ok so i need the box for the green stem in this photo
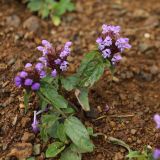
[37,91,67,118]
[24,90,30,114]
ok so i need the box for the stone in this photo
[131,129,137,135]
[21,132,35,142]
[6,15,21,28]
[33,144,41,155]
[12,115,18,126]
[114,152,124,160]
[21,117,31,128]
[139,43,152,53]
[8,143,32,159]
[150,65,159,75]
[140,71,152,81]
[144,16,159,28]
[133,9,149,20]
[23,16,40,33]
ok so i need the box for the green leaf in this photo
[51,15,61,26]
[81,62,105,87]
[87,127,94,136]
[60,148,81,160]
[40,83,68,109]
[46,142,65,158]
[57,124,68,143]
[64,116,94,152]
[26,157,35,160]
[62,107,75,114]
[40,5,50,18]
[42,114,59,126]
[77,51,105,87]
[126,151,146,159]
[75,88,90,111]
[69,143,90,154]
[40,114,59,141]
[54,0,75,16]
[109,137,131,152]
[48,120,60,139]
[77,51,98,74]
[41,75,54,84]
[27,0,42,11]
[61,75,78,91]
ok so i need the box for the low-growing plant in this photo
[109,137,154,160]
[14,24,131,159]
[25,0,75,25]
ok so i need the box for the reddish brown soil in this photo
[0,0,160,159]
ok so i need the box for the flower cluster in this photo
[14,40,72,91]
[96,24,131,65]
[37,40,72,77]
[14,63,46,91]
[153,114,160,159]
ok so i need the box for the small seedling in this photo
[25,0,75,25]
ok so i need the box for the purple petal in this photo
[24,78,33,86]
[25,63,32,68]
[102,49,111,58]
[19,71,28,78]
[60,61,68,71]
[37,46,44,52]
[35,63,44,71]
[154,114,160,129]
[51,69,57,78]
[14,76,22,87]
[111,54,122,64]
[153,149,160,159]
[32,111,39,133]
[39,70,46,78]
[31,83,40,91]
[54,58,61,65]
[65,41,72,47]
[103,36,112,46]
[96,37,103,44]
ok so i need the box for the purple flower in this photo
[102,24,121,35]
[39,70,46,78]
[19,71,28,78]
[60,41,72,58]
[104,104,110,112]
[54,58,61,65]
[154,114,160,129]
[42,40,52,48]
[65,41,72,47]
[96,37,103,44]
[60,61,68,71]
[51,69,57,77]
[102,49,111,58]
[31,83,40,91]
[35,63,44,71]
[153,149,160,159]
[32,111,39,133]
[96,37,105,50]
[25,63,32,68]
[37,40,52,56]
[24,78,33,86]
[103,36,112,46]
[115,38,131,52]
[39,57,47,66]
[111,54,122,64]
[14,76,22,87]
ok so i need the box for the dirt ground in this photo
[0,0,160,159]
